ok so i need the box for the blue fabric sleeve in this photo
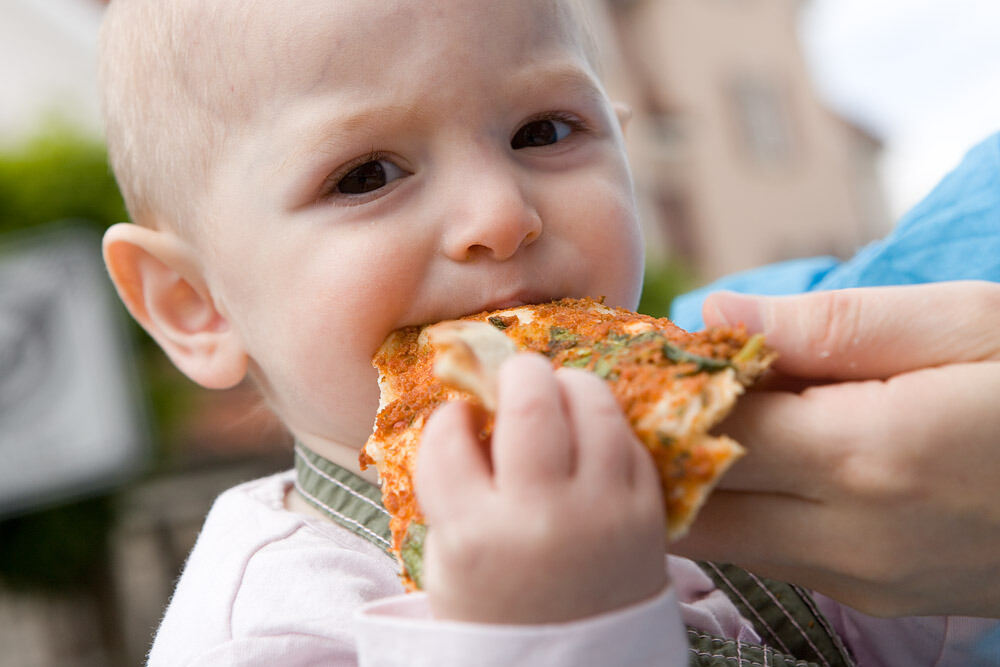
[669,257,840,331]
[669,132,1000,331]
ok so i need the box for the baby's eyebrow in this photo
[273,102,423,180]
[295,103,421,154]
[509,61,606,106]
[330,104,423,138]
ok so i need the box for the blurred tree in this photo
[637,257,698,319]
[0,124,127,235]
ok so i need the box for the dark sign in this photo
[0,224,148,517]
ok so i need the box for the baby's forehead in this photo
[183,0,592,113]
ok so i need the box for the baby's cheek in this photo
[574,195,643,306]
[278,349,382,444]
[247,304,380,442]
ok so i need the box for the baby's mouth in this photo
[469,291,558,317]
[401,287,571,331]
[475,297,529,312]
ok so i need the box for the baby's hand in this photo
[415,353,667,624]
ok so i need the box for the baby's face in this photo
[196,0,644,447]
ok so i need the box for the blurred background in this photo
[1,0,997,664]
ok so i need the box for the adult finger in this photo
[491,353,574,490]
[674,489,968,617]
[711,380,885,497]
[719,361,1000,501]
[673,491,908,612]
[416,401,492,522]
[673,490,830,567]
[703,281,1000,379]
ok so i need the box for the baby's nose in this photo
[441,167,542,262]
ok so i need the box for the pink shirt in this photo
[147,472,999,666]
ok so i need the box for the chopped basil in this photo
[401,522,427,590]
[554,328,734,379]
[547,326,581,356]
[656,433,676,449]
[733,333,765,364]
[606,330,630,344]
[593,338,627,358]
[661,341,732,373]
[549,326,580,344]
[593,356,617,379]
[624,330,662,346]
[488,315,510,330]
[561,351,593,368]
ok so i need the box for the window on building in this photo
[730,77,794,164]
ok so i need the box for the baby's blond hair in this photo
[99,0,261,231]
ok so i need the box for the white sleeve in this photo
[355,585,688,667]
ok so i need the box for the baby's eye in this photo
[336,159,406,195]
[511,118,575,149]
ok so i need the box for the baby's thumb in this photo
[703,281,1000,379]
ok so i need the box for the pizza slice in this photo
[360,297,774,589]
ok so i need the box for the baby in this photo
[97,0,989,666]
[101,0,687,663]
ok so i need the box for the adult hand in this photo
[416,354,667,624]
[673,281,1000,618]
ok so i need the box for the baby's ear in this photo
[612,102,633,133]
[102,223,248,389]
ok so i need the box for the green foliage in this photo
[637,257,698,319]
[0,124,127,235]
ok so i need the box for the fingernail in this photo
[705,292,764,333]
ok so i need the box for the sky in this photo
[799,0,1000,219]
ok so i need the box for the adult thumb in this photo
[702,281,1000,379]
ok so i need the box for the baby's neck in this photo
[294,431,379,485]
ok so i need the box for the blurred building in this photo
[587,0,889,279]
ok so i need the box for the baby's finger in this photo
[554,367,634,485]
[491,354,574,491]
[703,281,1000,379]
[416,401,492,522]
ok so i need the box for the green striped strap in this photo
[697,562,854,667]
[687,628,837,667]
[293,442,393,555]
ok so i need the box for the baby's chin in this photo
[290,418,375,455]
